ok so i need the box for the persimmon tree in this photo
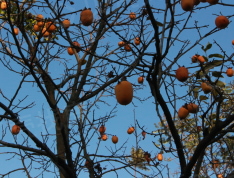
[0,0,234,178]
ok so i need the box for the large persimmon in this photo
[181,0,194,11]
[226,68,233,77]
[215,16,229,29]
[178,105,189,120]
[80,8,93,26]
[187,103,199,113]
[115,78,133,105]
[175,66,189,82]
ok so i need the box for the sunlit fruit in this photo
[62,19,70,28]
[115,79,133,105]
[101,134,108,141]
[178,105,189,120]
[112,135,118,144]
[207,0,219,4]
[99,125,106,134]
[138,76,144,84]
[42,28,50,37]
[197,55,205,63]
[46,21,56,33]
[175,66,189,82]
[129,12,136,20]
[157,153,163,161]
[217,174,224,178]
[118,41,125,47]
[14,28,19,35]
[127,127,135,134]
[201,82,212,94]
[134,37,141,45]
[36,14,44,21]
[67,47,74,55]
[1,1,7,10]
[226,68,233,77]
[11,125,20,135]
[215,16,229,29]
[181,0,194,11]
[80,8,93,26]
[187,103,199,113]
[232,40,234,45]
[124,44,132,52]
[33,24,41,32]
[37,21,44,27]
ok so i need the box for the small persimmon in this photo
[157,153,163,161]
[201,82,212,94]
[129,12,136,20]
[46,21,56,33]
[124,44,132,52]
[178,105,189,120]
[14,28,19,35]
[215,16,229,29]
[187,103,199,113]
[99,125,106,134]
[62,19,70,28]
[112,135,118,144]
[33,24,41,32]
[127,127,135,134]
[36,14,44,22]
[138,76,144,84]
[118,41,125,47]
[101,134,108,141]
[1,1,7,10]
[11,125,20,135]
[226,68,233,77]
[134,37,141,45]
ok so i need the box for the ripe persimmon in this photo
[215,16,229,29]
[62,19,70,28]
[197,55,205,63]
[14,28,19,35]
[1,1,7,10]
[181,0,194,11]
[46,21,56,33]
[178,105,189,120]
[33,24,41,32]
[175,66,189,82]
[129,12,136,20]
[226,68,233,77]
[201,82,212,94]
[232,40,234,45]
[115,79,133,105]
[36,14,44,22]
[99,125,106,134]
[112,135,118,144]
[138,76,144,84]
[157,153,163,161]
[101,134,108,141]
[118,41,125,47]
[134,37,141,45]
[124,44,132,52]
[11,125,20,135]
[187,103,199,113]
[127,127,135,134]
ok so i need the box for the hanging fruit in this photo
[178,105,189,120]
[80,8,93,26]
[187,103,199,113]
[115,77,133,105]
[226,68,233,77]
[175,66,189,82]
[112,135,118,144]
[201,82,212,94]
[129,12,136,20]
[215,16,229,29]
[127,127,135,134]
[101,134,108,141]
[134,37,141,45]
[181,0,194,11]
[62,19,70,28]
[157,153,163,161]
[138,76,144,84]
[99,125,106,134]
[11,125,20,135]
